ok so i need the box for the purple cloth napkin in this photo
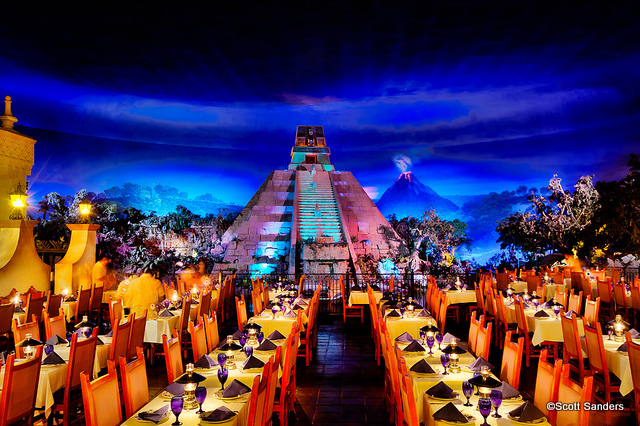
[433,402,467,422]
[194,354,218,368]
[137,405,169,423]
[256,339,277,351]
[42,352,65,365]
[221,379,251,397]
[496,380,521,399]
[164,382,184,396]
[268,330,286,340]
[14,306,24,313]
[629,328,640,339]
[201,406,236,421]
[509,401,546,422]
[534,310,550,317]
[45,334,68,345]
[158,309,173,317]
[403,341,425,352]
[426,381,455,399]
[243,355,265,370]
[105,330,113,337]
[468,357,495,372]
[410,359,436,374]
[395,332,413,343]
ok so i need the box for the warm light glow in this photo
[79,202,92,215]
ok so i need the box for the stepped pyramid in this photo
[215,126,407,276]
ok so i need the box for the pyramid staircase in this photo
[295,170,344,242]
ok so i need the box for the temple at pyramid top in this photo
[215,126,407,277]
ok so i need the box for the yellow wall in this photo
[55,224,100,293]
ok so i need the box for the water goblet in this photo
[170,396,183,426]
[473,372,480,395]
[478,397,492,426]
[419,329,426,345]
[435,332,444,350]
[217,366,229,391]
[462,381,473,406]
[607,324,614,340]
[490,389,503,418]
[217,352,227,367]
[245,345,254,358]
[239,333,247,347]
[257,331,264,344]
[399,306,406,319]
[195,386,206,414]
[533,299,540,310]
[440,353,450,375]
[553,304,560,320]
[272,305,278,319]
[426,336,435,355]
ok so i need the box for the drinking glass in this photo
[195,386,206,414]
[245,345,254,358]
[239,333,247,346]
[478,397,491,426]
[44,344,54,356]
[217,352,227,367]
[257,331,264,344]
[462,381,473,406]
[533,299,540,310]
[607,325,614,340]
[170,396,183,426]
[399,306,406,319]
[426,336,435,355]
[440,353,450,375]
[435,332,444,350]
[217,366,229,390]
[553,305,560,319]
[272,305,278,319]
[473,372,480,395]
[490,389,503,418]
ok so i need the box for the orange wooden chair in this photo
[533,349,562,425]
[298,293,318,366]
[263,351,281,426]
[571,271,585,294]
[630,287,640,327]
[0,347,43,426]
[189,318,208,362]
[0,302,14,352]
[467,311,485,357]
[340,276,363,323]
[80,360,122,426]
[584,295,601,327]
[401,374,419,426]
[89,283,104,324]
[127,309,147,361]
[535,283,547,301]
[560,312,590,384]
[163,329,183,383]
[611,267,621,283]
[197,290,212,318]
[24,293,45,325]
[500,331,524,389]
[202,313,220,353]
[495,272,510,291]
[246,359,271,426]
[555,365,594,426]
[514,298,558,366]
[74,288,92,323]
[613,281,629,316]
[252,289,263,316]
[554,287,568,309]
[236,295,248,329]
[108,297,124,330]
[12,317,40,358]
[526,275,541,294]
[119,347,150,418]
[44,308,67,340]
[567,289,583,314]
[494,291,517,349]
[45,291,63,319]
[272,326,299,426]
[597,278,614,319]
[475,321,492,361]
[110,313,134,362]
[625,332,640,425]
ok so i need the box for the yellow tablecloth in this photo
[384,315,432,341]
[252,314,297,338]
[348,291,382,306]
[445,290,477,305]
[144,316,181,344]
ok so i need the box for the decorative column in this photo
[55,224,101,294]
[0,220,51,295]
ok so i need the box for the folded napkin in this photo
[201,406,236,422]
[629,328,640,339]
[415,309,430,318]
[222,379,251,397]
[468,357,495,372]
[292,304,305,311]
[617,342,628,352]
[14,306,24,313]
[564,310,575,319]
[164,382,185,397]
[243,355,266,370]
[433,402,467,423]
[443,284,451,290]
[283,310,297,318]
[194,354,218,368]
[260,310,272,317]
[96,338,104,346]
[410,359,436,374]
[256,339,277,351]
[386,310,401,318]
[426,381,455,399]
[441,333,459,344]
[371,285,380,291]
[295,300,308,306]
[509,401,546,422]
[42,351,65,365]
[461,284,468,290]
[395,332,413,343]
[45,334,68,345]
[232,329,245,340]
[137,405,169,423]
[534,310,550,317]
[283,285,292,291]
[158,309,174,317]
[540,302,549,309]
[268,330,286,340]
[403,340,425,352]
[265,303,275,309]
[351,285,362,292]
[0,351,10,363]
[105,330,113,337]
[497,380,521,399]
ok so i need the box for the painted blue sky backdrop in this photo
[2,2,639,208]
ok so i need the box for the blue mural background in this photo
[2,2,639,262]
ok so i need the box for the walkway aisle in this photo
[292,319,392,426]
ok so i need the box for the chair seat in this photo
[593,371,622,387]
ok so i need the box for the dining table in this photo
[504,304,585,346]
[348,290,383,306]
[384,311,433,341]
[580,335,638,396]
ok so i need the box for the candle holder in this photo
[243,319,263,348]
[420,320,440,345]
[610,315,629,342]
[175,363,206,410]
[441,338,466,374]
[469,366,501,399]
[16,333,42,359]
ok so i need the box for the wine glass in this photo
[533,298,540,310]
[426,336,435,355]
[195,386,206,414]
[272,305,278,319]
[257,331,264,344]
[435,332,444,350]
[478,397,492,426]
[44,344,54,356]
[553,304,560,320]
[170,396,183,426]
[490,389,503,418]
[607,324,614,340]
[245,345,254,358]
[462,381,473,406]
[217,352,227,367]
[399,306,406,319]
[419,329,426,345]
[473,372,480,395]
[440,353,450,375]
[239,333,247,347]
[217,366,229,391]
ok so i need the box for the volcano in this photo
[376,171,459,218]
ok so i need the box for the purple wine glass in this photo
[473,372,480,395]
[426,335,435,355]
[462,381,473,406]
[399,306,405,318]
[217,366,229,390]
[239,334,246,346]
[490,389,502,418]
[440,353,450,375]
[478,397,491,426]
[553,304,560,320]
[245,345,254,358]
[272,305,278,319]
[217,352,227,367]
[257,331,264,344]
[435,332,444,350]
[195,386,206,414]
[170,396,183,426]
[419,329,426,345]
[44,344,54,356]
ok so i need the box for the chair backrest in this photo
[583,295,600,326]
[535,283,546,300]
[46,291,64,318]
[495,273,510,290]
[625,332,640,399]
[262,286,270,311]
[67,329,98,391]
[76,288,92,320]
[248,359,271,426]
[556,365,593,426]
[203,313,220,353]
[613,282,628,308]
[548,272,563,284]
[554,288,568,309]
[252,289,263,316]
[438,293,449,330]
[475,285,486,316]
[80,361,122,426]
[583,323,609,380]
[110,313,134,361]
[179,297,192,336]
[485,288,496,317]
[12,317,40,358]
[0,303,15,335]
[198,290,212,318]
[189,318,208,361]
[597,278,613,303]
[264,351,280,426]
[571,272,584,291]
[119,347,149,418]
[533,349,562,422]
[475,321,492,360]
[526,275,540,294]
[127,310,147,361]
[298,274,305,296]
[631,286,640,311]
[25,294,45,324]
[401,374,419,425]
[560,312,588,380]
[0,347,43,426]
[109,297,124,329]
[44,308,67,340]
[90,284,104,311]
[610,267,621,283]
[236,295,248,329]
[245,374,263,426]
[163,330,183,383]
[568,290,582,313]
[468,311,484,357]
[500,331,524,389]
